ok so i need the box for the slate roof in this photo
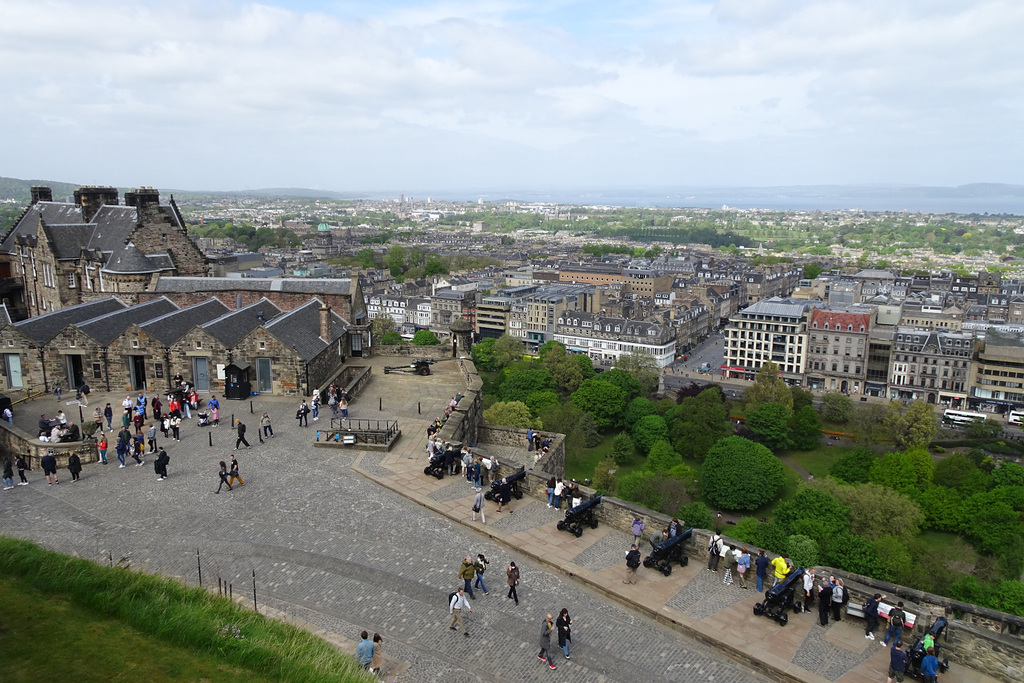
[40,223,92,259]
[737,297,819,319]
[264,298,349,362]
[201,298,282,348]
[14,297,127,344]
[0,202,83,254]
[151,277,354,294]
[76,298,179,345]
[0,303,11,327]
[84,205,138,252]
[139,298,231,346]
[102,242,166,274]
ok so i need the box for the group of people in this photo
[355,630,384,677]
[36,411,79,443]
[543,476,582,510]
[525,428,552,462]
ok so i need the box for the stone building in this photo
[889,326,974,407]
[554,312,675,367]
[804,305,873,394]
[0,186,207,320]
[722,297,816,384]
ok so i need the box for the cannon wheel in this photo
[679,556,689,567]
[753,602,764,616]
[778,613,789,626]
[433,471,444,480]
[574,527,583,538]
[423,466,432,475]
[642,556,654,568]
[556,520,566,531]
[484,492,496,502]
[590,519,599,529]
[661,565,672,576]
[513,490,524,500]
[418,367,430,376]
[793,602,802,614]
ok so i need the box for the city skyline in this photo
[2,0,1023,194]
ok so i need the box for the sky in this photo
[2,0,1023,195]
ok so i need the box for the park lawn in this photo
[0,576,271,683]
[782,444,853,478]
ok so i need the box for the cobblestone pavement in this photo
[1,361,768,683]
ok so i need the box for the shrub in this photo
[676,501,714,532]
[592,457,616,495]
[632,414,669,456]
[380,330,403,345]
[829,448,877,484]
[786,534,819,569]
[700,436,785,511]
[412,329,440,345]
[646,439,682,473]
[609,433,636,466]
[616,470,663,511]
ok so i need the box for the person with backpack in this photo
[883,601,907,647]
[473,554,489,595]
[831,577,846,622]
[448,587,471,636]
[864,593,885,640]
[707,532,723,572]
[623,543,642,584]
[631,517,645,544]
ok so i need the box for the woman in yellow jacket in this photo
[771,553,791,587]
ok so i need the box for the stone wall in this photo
[374,344,455,359]
[436,360,482,447]
[476,424,565,475]
[319,365,372,398]
[0,419,98,469]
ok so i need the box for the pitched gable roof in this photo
[14,297,127,344]
[139,298,231,346]
[76,298,179,345]
[264,298,349,361]
[201,298,282,348]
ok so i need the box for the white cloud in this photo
[0,0,1021,190]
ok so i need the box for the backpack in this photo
[448,591,458,608]
[891,610,904,628]
[708,535,721,554]
[626,550,641,569]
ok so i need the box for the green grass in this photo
[565,433,648,482]
[781,444,853,478]
[0,537,372,683]
[0,576,271,683]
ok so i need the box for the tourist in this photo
[40,449,58,485]
[147,423,158,453]
[340,396,349,418]
[506,561,520,605]
[737,547,751,589]
[296,400,310,427]
[228,454,245,487]
[472,488,486,525]
[369,633,384,676]
[458,556,477,599]
[473,554,490,595]
[97,434,108,464]
[556,608,572,660]
[103,403,114,431]
[171,414,181,441]
[2,458,14,490]
[155,449,170,481]
[448,587,472,637]
[208,395,220,426]
[235,420,250,449]
[16,455,29,485]
[624,543,641,584]
[215,461,232,493]
[538,614,556,669]
[260,412,274,439]
[356,631,373,670]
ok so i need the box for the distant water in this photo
[383,186,1024,215]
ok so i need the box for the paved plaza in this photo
[0,358,1001,683]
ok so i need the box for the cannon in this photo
[642,527,692,576]
[907,617,950,679]
[423,453,446,480]
[556,495,603,538]
[753,566,805,626]
[484,468,526,502]
[384,358,459,376]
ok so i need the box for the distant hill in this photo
[0,177,369,203]
[0,177,82,202]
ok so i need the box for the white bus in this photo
[942,409,988,426]
[1007,410,1024,426]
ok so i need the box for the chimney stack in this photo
[30,186,52,204]
[74,186,119,222]
[319,303,332,341]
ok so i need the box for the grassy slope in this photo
[0,577,272,683]
[0,537,372,683]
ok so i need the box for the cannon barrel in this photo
[565,494,603,517]
[764,566,805,601]
[652,527,693,553]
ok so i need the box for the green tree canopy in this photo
[386,245,407,276]
[787,534,820,569]
[483,401,537,429]
[380,330,403,345]
[823,532,882,577]
[790,387,814,413]
[646,439,683,473]
[499,368,556,403]
[493,334,526,369]
[614,350,659,396]
[524,390,561,417]
[968,418,1003,438]
[573,353,596,381]
[917,485,963,532]
[371,314,396,338]
[470,337,497,371]
[596,368,644,401]
[803,263,824,279]
[701,436,786,511]
[412,329,440,345]
[869,448,934,494]
[829,448,877,484]
[537,340,565,360]
[677,501,714,532]
[609,432,637,465]
[817,480,924,542]
[773,487,851,545]
[746,402,793,451]
[991,462,1024,488]
[632,414,670,456]
[881,400,939,450]
[667,388,734,461]
[570,378,628,429]
[789,405,823,450]
[820,392,853,424]
[933,452,990,495]
[960,491,1024,554]
[624,397,657,431]
[745,362,793,411]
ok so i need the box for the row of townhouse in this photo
[722,297,1024,415]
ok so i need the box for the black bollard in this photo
[379,397,382,411]
[231,414,234,428]
[196,548,202,588]
[209,432,213,447]
[418,402,421,414]
[250,400,253,414]
[252,569,258,613]
[78,405,84,423]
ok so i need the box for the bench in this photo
[848,600,917,628]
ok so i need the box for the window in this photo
[258,341,266,350]
[68,272,76,289]
[195,341,203,350]
[92,363,102,379]
[131,340,139,349]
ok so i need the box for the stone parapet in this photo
[0,419,98,469]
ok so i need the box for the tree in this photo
[669,388,734,461]
[817,480,924,541]
[537,340,565,360]
[787,535,820,569]
[386,245,407,276]
[380,330,403,345]
[524,390,561,417]
[746,402,793,451]
[412,329,440,345]
[483,401,537,429]
[632,414,670,456]
[614,350,659,396]
[424,257,448,275]
[371,314,396,339]
[849,403,888,445]
[872,535,914,582]
[470,338,497,371]
[789,405,823,450]
[408,246,424,267]
[596,369,643,402]
[492,334,525,368]
[570,379,628,429]
[960,491,1023,554]
[573,353,596,381]
[803,263,824,279]
[356,247,376,269]
[677,501,714,532]
[829,448,877,484]
[933,452,990,495]
[881,400,938,450]
[610,432,637,465]
[616,470,663,511]
[499,369,556,403]
[918,485,963,532]
[969,418,1003,438]
[745,362,793,411]
[701,436,786,511]
[624,397,657,431]
[869,448,934,494]
[593,457,616,494]
[820,392,853,424]
[774,487,851,545]
[790,387,814,412]
[646,439,682,472]
[991,462,1024,488]
[823,532,882,577]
